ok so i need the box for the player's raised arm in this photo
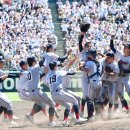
[78,23,90,52]
[110,35,117,53]
[67,54,78,68]
[78,33,85,52]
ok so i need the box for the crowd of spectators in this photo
[57,0,130,56]
[0,0,130,70]
[0,0,57,70]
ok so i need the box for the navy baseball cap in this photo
[49,61,57,70]
[0,58,5,62]
[123,43,130,49]
[46,44,53,51]
[19,60,27,67]
[27,56,36,63]
[106,52,114,58]
[88,49,97,58]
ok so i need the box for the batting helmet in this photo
[49,61,57,70]
[27,56,36,66]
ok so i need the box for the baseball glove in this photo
[80,23,90,33]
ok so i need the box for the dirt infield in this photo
[0,101,130,130]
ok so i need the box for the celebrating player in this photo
[26,56,59,126]
[110,36,130,112]
[46,61,87,126]
[0,58,19,125]
[17,60,48,124]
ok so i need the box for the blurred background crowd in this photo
[0,0,57,69]
[0,0,130,70]
[57,0,130,55]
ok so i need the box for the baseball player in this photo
[0,58,19,125]
[101,52,119,119]
[17,60,47,124]
[80,49,102,120]
[43,43,72,74]
[110,37,130,112]
[26,56,59,126]
[78,23,92,117]
[43,43,72,110]
[61,54,81,118]
[46,61,87,126]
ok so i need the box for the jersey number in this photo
[28,72,32,81]
[50,75,56,84]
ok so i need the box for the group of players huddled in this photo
[0,23,130,127]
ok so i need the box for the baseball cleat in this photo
[125,108,130,114]
[76,117,87,124]
[62,120,70,127]
[80,112,84,118]
[13,115,20,120]
[121,107,126,112]
[25,113,34,124]
[69,112,76,120]
[87,116,95,121]
[48,121,56,126]
[9,120,19,125]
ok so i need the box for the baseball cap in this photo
[106,52,114,58]
[122,43,130,49]
[19,60,27,67]
[27,56,36,66]
[46,44,53,51]
[0,58,5,62]
[49,61,57,70]
[88,49,97,58]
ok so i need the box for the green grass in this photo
[4,92,130,101]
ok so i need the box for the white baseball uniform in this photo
[17,70,32,101]
[62,67,81,105]
[80,50,89,99]
[85,60,102,101]
[43,52,59,68]
[46,70,78,110]
[27,65,55,108]
[101,58,119,104]
[0,69,12,111]
[115,50,130,100]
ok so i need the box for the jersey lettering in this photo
[28,72,32,81]
[50,75,56,84]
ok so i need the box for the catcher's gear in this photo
[105,66,113,72]
[80,23,90,33]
